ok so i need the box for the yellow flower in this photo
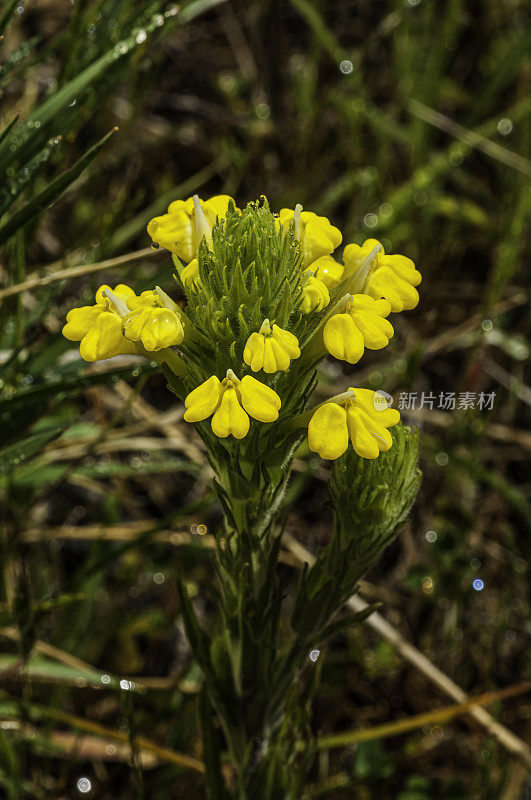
[323,294,394,364]
[308,388,400,460]
[147,194,236,262]
[243,320,300,373]
[300,275,330,314]
[181,258,200,288]
[123,307,184,351]
[62,283,138,361]
[123,285,184,351]
[343,239,422,312]
[278,204,342,266]
[309,255,344,289]
[183,370,281,439]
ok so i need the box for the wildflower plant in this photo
[63,195,422,798]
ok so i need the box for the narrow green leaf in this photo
[0,425,64,475]
[317,603,381,644]
[0,127,116,247]
[200,688,231,800]
[0,35,40,83]
[0,654,120,689]
[0,115,19,147]
[180,0,229,24]
[0,0,19,37]
[0,136,62,217]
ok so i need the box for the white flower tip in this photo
[293,203,303,238]
[155,285,178,311]
[193,195,212,242]
[103,288,129,317]
[259,318,271,334]
[225,368,239,383]
[339,293,352,309]
[327,388,356,406]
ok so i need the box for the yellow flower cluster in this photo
[62,283,183,361]
[62,195,422,459]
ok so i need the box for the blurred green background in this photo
[0,0,529,797]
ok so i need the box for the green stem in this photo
[139,345,186,376]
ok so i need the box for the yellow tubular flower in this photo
[278,205,342,267]
[309,255,344,289]
[62,283,138,362]
[300,275,330,314]
[147,194,237,262]
[343,239,422,313]
[243,320,300,374]
[183,370,281,438]
[323,294,394,364]
[308,388,400,460]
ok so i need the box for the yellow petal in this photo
[302,225,337,265]
[347,388,401,428]
[345,407,381,459]
[353,406,393,450]
[147,210,194,262]
[238,376,281,422]
[211,386,249,439]
[323,314,364,363]
[348,294,391,317]
[367,267,420,312]
[167,198,195,215]
[181,258,200,288]
[95,283,135,307]
[122,308,151,342]
[262,338,277,373]
[135,290,160,308]
[79,312,136,361]
[262,338,290,373]
[308,403,349,460]
[271,325,300,359]
[342,239,380,275]
[279,209,342,266]
[139,309,184,350]
[300,276,330,314]
[184,375,222,422]
[94,284,113,305]
[349,310,394,349]
[113,284,136,299]
[203,195,236,225]
[311,255,344,288]
[62,304,105,341]
[243,332,266,372]
[380,254,422,286]
[300,210,342,248]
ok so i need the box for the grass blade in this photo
[0,128,116,247]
